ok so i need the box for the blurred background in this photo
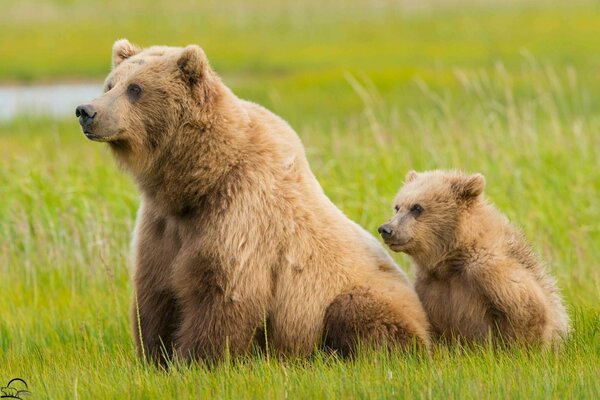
[2,0,599,121]
[1,1,599,397]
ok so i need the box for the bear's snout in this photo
[378,224,393,240]
[75,104,97,132]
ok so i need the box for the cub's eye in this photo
[410,204,424,215]
[394,205,400,213]
[105,83,113,92]
[127,83,142,101]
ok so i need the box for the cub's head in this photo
[378,170,485,258]
[75,39,217,173]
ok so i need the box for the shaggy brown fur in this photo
[76,39,430,364]
[379,170,569,345]
[324,286,427,356]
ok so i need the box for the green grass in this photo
[1,1,600,398]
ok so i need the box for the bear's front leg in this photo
[171,254,271,363]
[130,202,183,365]
[131,285,181,366]
[173,295,266,362]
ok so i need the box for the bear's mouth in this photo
[84,131,119,142]
[384,239,412,251]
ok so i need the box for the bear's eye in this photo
[105,83,113,92]
[394,205,400,213]
[410,204,424,215]
[127,83,142,101]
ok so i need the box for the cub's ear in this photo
[405,170,419,183]
[112,39,141,67]
[452,173,486,200]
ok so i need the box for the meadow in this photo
[1,0,599,398]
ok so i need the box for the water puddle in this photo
[0,83,103,121]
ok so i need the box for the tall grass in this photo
[2,0,600,397]
[1,55,599,397]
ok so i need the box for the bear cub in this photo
[379,170,569,345]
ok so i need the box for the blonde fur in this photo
[77,40,430,364]
[380,170,569,345]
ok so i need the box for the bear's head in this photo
[378,170,486,260]
[75,39,220,175]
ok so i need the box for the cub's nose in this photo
[75,104,97,128]
[378,224,393,239]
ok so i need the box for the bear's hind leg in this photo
[323,287,429,357]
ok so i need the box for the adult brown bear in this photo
[76,39,430,364]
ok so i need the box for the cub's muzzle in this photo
[378,224,393,240]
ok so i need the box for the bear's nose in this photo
[378,224,393,239]
[75,104,97,128]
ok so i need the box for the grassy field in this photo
[1,0,600,398]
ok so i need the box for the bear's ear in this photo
[452,173,486,200]
[177,45,210,87]
[177,45,215,102]
[405,170,419,183]
[112,39,141,67]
